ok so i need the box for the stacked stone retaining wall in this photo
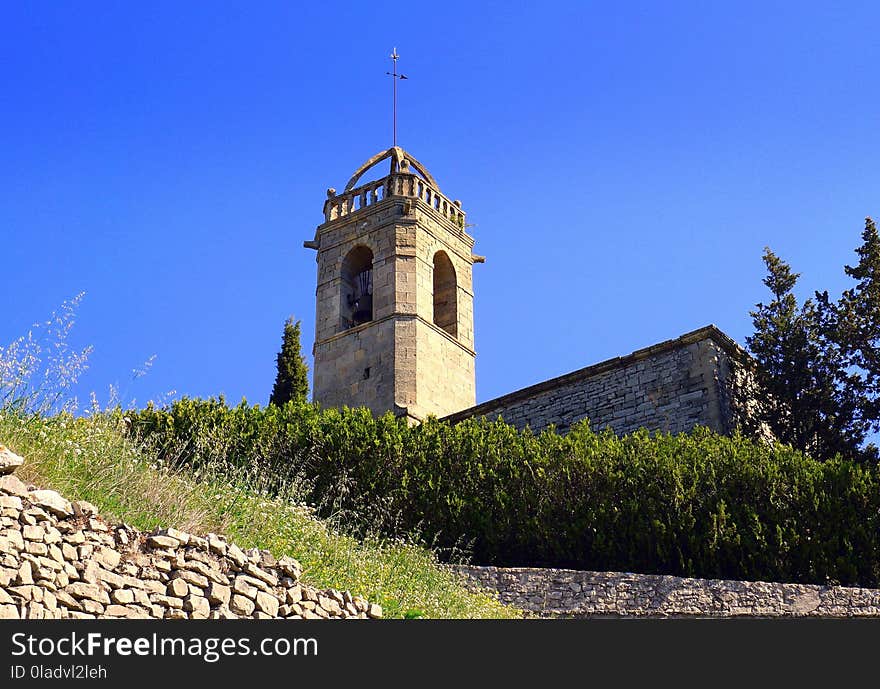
[455,565,880,618]
[0,445,382,620]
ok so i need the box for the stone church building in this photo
[304,147,755,437]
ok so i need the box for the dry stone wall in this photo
[0,445,382,621]
[455,565,880,618]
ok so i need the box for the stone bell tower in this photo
[304,147,482,422]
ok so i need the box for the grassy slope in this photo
[0,412,519,619]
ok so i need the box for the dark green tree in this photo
[269,316,309,407]
[746,248,869,461]
[838,217,880,434]
[747,249,811,450]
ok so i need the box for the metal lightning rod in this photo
[386,48,408,148]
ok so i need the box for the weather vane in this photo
[386,48,408,148]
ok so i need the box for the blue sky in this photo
[1,1,878,412]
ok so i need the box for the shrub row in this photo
[125,397,880,587]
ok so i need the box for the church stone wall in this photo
[412,319,476,420]
[312,201,401,344]
[312,318,397,415]
[446,326,745,436]
[311,201,403,418]
[413,208,476,352]
[404,214,477,420]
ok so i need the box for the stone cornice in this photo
[314,313,477,357]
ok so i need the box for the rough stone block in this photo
[0,495,22,511]
[110,589,135,605]
[230,594,255,617]
[147,534,180,550]
[183,595,210,619]
[255,591,279,616]
[0,446,24,475]
[232,577,259,600]
[28,490,73,518]
[166,578,189,598]
[206,582,231,606]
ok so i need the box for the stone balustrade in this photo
[323,173,465,229]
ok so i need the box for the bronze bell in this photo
[351,268,373,325]
[352,294,373,325]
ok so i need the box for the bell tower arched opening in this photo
[340,245,373,330]
[306,146,478,421]
[433,250,457,338]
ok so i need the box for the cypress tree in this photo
[747,248,813,451]
[837,217,880,452]
[747,244,873,461]
[269,316,309,406]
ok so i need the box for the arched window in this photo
[433,251,457,337]
[341,246,373,330]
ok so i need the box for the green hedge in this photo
[125,397,880,587]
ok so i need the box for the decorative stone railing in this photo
[323,173,465,229]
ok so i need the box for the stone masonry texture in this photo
[455,565,880,618]
[446,325,757,437]
[306,147,478,422]
[0,445,382,621]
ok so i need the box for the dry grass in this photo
[0,410,520,619]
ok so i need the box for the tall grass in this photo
[0,298,519,619]
[0,293,92,416]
